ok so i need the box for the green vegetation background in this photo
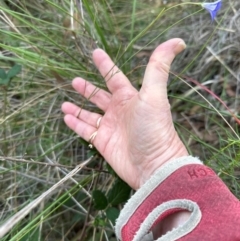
[0,0,240,240]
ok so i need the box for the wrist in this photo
[139,136,189,188]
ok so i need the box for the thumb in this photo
[140,38,186,99]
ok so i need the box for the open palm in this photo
[62,38,188,189]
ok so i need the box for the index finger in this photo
[92,49,134,93]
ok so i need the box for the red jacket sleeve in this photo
[115,156,240,241]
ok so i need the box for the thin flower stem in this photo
[165,2,202,13]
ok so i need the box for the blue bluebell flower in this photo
[202,0,222,21]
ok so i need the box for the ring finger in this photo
[62,102,102,128]
[64,114,97,144]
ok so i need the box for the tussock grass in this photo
[0,0,240,240]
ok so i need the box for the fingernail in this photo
[178,40,187,50]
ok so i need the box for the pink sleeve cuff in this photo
[115,156,240,241]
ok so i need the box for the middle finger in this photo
[72,77,111,112]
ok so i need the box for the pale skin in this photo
[62,38,190,237]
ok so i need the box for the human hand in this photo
[61,38,188,190]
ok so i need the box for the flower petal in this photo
[202,0,222,21]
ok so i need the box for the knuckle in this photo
[149,58,170,75]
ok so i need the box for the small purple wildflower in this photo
[202,0,222,21]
